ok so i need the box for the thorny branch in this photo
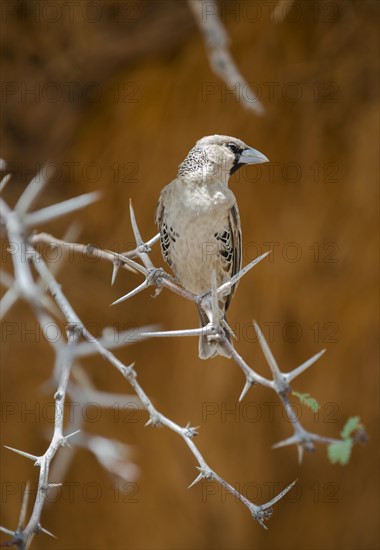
[31,203,342,464]
[4,325,80,547]
[0,177,141,548]
[0,170,358,548]
[188,0,265,115]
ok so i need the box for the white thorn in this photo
[111,280,148,305]
[188,473,203,489]
[261,479,298,510]
[4,445,40,463]
[286,349,326,382]
[15,167,48,214]
[64,429,81,443]
[111,262,120,286]
[17,482,30,530]
[253,321,281,377]
[239,379,253,402]
[24,191,101,228]
[38,524,57,539]
[129,199,143,246]
[271,435,299,449]
[0,173,11,193]
[0,526,15,536]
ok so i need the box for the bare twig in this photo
[27,244,295,531]
[188,0,265,114]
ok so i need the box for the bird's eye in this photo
[226,142,239,153]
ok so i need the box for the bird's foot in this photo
[146,267,168,297]
[137,243,152,254]
[196,291,212,312]
[204,322,224,344]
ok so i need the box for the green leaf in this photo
[327,439,353,465]
[340,416,361,440]
[292,391,320,412]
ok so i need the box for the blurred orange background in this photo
[1,1,378,549]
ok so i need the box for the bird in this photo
[155,135,269,359]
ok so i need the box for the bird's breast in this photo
[161,182,237,294]
[182,183,234,213]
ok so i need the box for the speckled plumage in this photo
[156,135,269,359]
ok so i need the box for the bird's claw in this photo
[205,322,224,344]
[196,291,212,311]
[147,267,166,287]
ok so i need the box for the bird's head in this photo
[178,134,269,185]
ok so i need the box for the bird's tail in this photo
[197,305,232,360]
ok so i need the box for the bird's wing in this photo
[155,189,173,268]
[215,203,242,310]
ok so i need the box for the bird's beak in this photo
[239,147,269,165]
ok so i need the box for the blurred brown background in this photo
[1,1,378,549]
